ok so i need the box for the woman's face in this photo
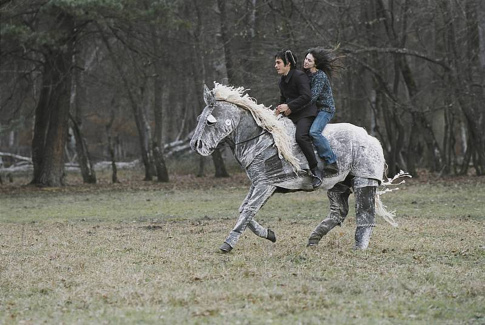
[303,53,316,70]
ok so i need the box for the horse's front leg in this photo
[220,184,276,252]
[238,185,277,243]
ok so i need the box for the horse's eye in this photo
[207,114,217,126]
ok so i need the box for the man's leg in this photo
[295,116,318,170]
[295,116,321,187]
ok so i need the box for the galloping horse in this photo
[191,83,401,253]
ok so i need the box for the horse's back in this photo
[324,123,370,140]
[323,123,385,183]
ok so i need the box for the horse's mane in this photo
[212,83,301,172]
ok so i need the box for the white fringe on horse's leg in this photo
[375,194,398,227]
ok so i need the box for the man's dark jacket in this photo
[278,69,318,122]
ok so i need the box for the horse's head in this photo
[190,85,242,156]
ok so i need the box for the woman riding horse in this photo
[191,84,399,253]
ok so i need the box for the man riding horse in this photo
[191,83,401,253]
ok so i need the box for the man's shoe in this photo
[323,162,338,175]
[310,168,322,188]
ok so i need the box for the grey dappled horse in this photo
[190,84,397,253]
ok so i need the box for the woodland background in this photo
[1,0,484,187]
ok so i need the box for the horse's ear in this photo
[203,84,215,106]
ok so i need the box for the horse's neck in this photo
[234,110,265,142]
[230,109,274,168]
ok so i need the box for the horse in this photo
[190,83,403,253]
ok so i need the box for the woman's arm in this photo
[310,71,325,105]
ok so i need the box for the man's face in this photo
[275,58,291,75]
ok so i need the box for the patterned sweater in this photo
[308,69,335,113]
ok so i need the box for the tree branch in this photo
[342,46,451,71]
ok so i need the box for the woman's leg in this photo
[309,110,336,164]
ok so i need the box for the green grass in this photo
[0,172,484,324]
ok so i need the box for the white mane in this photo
[212,83,301,172]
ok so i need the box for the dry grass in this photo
[0,171,484,324]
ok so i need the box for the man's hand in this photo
[275,104,290,116]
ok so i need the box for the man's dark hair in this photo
[275,49,297,69]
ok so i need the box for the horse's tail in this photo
[375,194,398,227]
[376,169,412,227]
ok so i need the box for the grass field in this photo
[0,171,484,324]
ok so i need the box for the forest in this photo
[1,0,484,186]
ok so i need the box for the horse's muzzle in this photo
[190,138,213,156]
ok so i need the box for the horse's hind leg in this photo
[220,184,276,252]
[307,182,351,246]
[354,186,376,250]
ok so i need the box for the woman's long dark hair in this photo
[305,47,344,78]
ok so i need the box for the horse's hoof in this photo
[306,239,319,247]
[266,229,276,243]
[219,242,233,253]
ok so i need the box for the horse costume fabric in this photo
[190,83,399,252]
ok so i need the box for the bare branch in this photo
[342,46,451,71]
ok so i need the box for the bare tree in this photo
[30,8,75,186]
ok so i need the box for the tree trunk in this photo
[106,109,119,183]
[151,28,169,182]
[152,142,169,182]
[70,115,96,183]
[217,0,235,84]
[197,156,206,177]
[479,0,485,70]
[193,0,230,178]
[440,0,485,175]
[69,48,96,184]
[138,98,156,181]
[100,29,154,180]
[108,136,119,184]
[212,148,230,178]
[31,11,74,187]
